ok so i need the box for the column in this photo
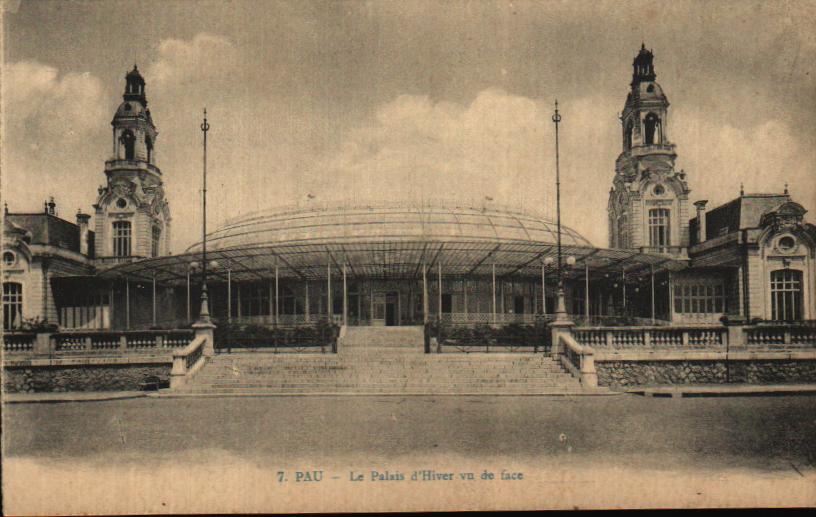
[437,261,442,324]
[186,271,191,324]
[275,265,280,327]
[422,263,428,323]
[305,281,310,323]
[650,265,656,324]
[585,263,590,321]
[227,268,232,323]
[152,274,157,327]
[327,262,332,323]
[268,278,274,326]
[342,263,348,327]
[492,263,497,325]
[125,277,130,330]
[463,277,468,322]
[622,269,626,311]
[542,262,547,316]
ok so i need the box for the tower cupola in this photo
[631,43,656,86]
[123,65,147,106]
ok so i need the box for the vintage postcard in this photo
[2,0,815,514]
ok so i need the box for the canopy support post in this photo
[650,265,656,324]
[227,268,232,323]
[422,263,428,324]
[275,265,279,327]
[327,262,332,324]
[492,263,497,326]
[152,274,157,327]
[305,281,310,324]
[125,277,130,330]
[437,261,442,325]
[585,262,590,322]
[342,263,348,327]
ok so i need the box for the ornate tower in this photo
[608,45,689,256]
[94,66,171,259]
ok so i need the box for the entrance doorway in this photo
[385,292,399,326]
[372,291,401,326]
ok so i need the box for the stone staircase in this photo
[171,326,591,396]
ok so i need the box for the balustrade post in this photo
[784,330,792,345]
[605,330,613,348]
[84,336,93,351]
[34,333,53,355]
[723,317,746,349]
[156,335,164,348]
[580,347,598,388]
[681,330,689,347]
[643,330,651,348]
[119,334,128,352]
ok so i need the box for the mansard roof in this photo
[5,213,94,256]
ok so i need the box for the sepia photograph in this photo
[1,0,815,513]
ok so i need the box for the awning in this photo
[96,240,689,286]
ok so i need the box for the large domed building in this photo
[3,47,815,336]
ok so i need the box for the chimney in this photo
[76,211,91,256]
[694,200,708,243]
[46,196,57,216]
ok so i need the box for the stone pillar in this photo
[76,212,91,256]
[694,200,708,243]
[192,319,216,357]
[550,319,575,358]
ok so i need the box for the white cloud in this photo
[2,61,106,217]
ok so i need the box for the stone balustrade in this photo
[572,325,727,350]
[2,329,195,356]
[745,325,816,347]
[556,331,597,388]
[170,334,208,388]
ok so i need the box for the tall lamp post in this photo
[193,109,216,356]
[552,100,569,321]
[198,109,212,323]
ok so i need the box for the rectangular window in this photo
[649,208,670,248]
[234,284,270,317]
[771,270,803,321]
[59,292,110,329]
[3,282,23,330]
[673,282,725,314]
[112,221,131,257]
[151,226,161,258]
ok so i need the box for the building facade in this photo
[2,48,815,335]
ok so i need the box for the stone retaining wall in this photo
[3,364,171,393]
[596,359,816,388]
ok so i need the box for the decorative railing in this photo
[2,332,37,353]
[572,326,726,350]
[431,323,551,353]
[51,329,195,354]
[214,324,339,354]
[745,324,816,348]
[438,313,545,325]
[105,159,161,176]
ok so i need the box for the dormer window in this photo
[116,198,128,209]
[646,84,655,93]
[653,184,665,196]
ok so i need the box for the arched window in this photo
[644,113,661,145]
[625,120,634,150]
[120,130,136,160]
[112,221,131,257]
[770,270,803,321]
[3,282,23,330]
[617,213,628,248]
[145,135,153,163]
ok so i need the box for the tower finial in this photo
[740,183,745,196]
[784,182,789,195]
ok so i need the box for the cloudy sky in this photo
[3,0,814,251]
